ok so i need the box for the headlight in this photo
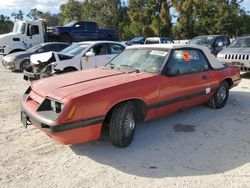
[50,100,64,113]
[4,56,16,62]
[217,53,225,58]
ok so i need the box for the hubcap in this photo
[124,111,135,137]
[217,86,227,104]
[22,61,30,70]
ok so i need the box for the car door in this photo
[157,48,213,118]
[26,24,42,47]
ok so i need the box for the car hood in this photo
[0,33,20,44]
[31,68,155,101]
[220,47,250,54]
[6,51,32,59]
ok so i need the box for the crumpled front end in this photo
[23,52,57,81]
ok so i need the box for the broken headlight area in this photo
[37,98,65,120]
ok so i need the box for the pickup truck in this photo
[47,21,119,43]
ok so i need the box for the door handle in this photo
[202,75,208,80]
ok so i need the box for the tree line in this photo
[1,0,250,40]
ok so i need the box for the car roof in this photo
[193,35,226,38]
[41,42,69,46]
[145,37,172,40]
[127,44,225,69]
[75,41,125,46]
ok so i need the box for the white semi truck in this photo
[0,20,47,56]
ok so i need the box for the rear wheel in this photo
[20,59,30,71]
[109,101,136,148]
[208,81,229,109]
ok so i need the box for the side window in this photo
[223,37,230,45]
[92,44,108,56]
[84,22,97,30]
[162,38,173,44]
[32,25,39,35]
[214,37,224,46]
[167,49,209,75]
[109,44,125,54]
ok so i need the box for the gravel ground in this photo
[0,56,250,188]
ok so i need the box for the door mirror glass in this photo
[85,51,95,57]
[75,24,80,28]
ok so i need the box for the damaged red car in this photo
[21,44,241,147]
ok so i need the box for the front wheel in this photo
[208,81,229,109]
[109,102,136,148]
[20,59,30,71]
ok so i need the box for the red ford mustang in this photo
[21,44,241,147]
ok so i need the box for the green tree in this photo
[27,9,60,26]
[11,10,24,21]
[0,15,13,34]
[128,0,172,37]
[59,0,83,24]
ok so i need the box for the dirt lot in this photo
[0,56,250,188]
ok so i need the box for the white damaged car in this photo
[23,41,125,81]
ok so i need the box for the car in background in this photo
[23,41,126,81]
[21,44,241,147]
[217,36,250,72]
[48,20,119,42]
[144,37,174,44]
[2,42,70,71]
[189,35,230,56]
[125,36,145,46]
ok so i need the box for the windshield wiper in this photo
[119,65,140,73]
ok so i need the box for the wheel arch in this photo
[222,78,233,89]
[9,49,24,54]
[103,98,147,126]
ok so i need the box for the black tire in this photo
[20,59,30,71]
[208,81,229,109]
[61,34,72,43]
[109,101,136,148]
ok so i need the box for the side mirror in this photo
[85,51,95,57]
[75,24,80,28]
[37,48,44,53]
[165,68,180,76]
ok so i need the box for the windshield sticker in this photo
[150,51,168,57]
[182,52,191,62]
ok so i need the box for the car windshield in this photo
[131,36,144,42]
[189,36,215,46]
[12,22,26,34]
[229,38,250,48]
[26,44,42,52]
[60,43,90,56]
[64,21,77,27]
[106,49,168,74]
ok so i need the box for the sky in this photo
[0,0,250,19]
